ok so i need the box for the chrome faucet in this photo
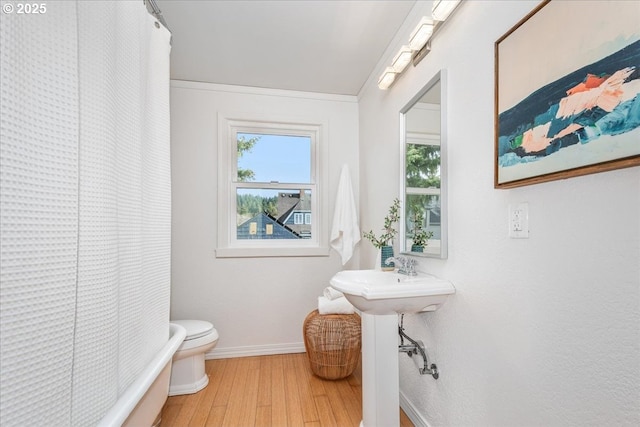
[385,256,405,270]
[404,257,417,276]
[385,256,417,276]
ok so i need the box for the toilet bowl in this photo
[168,320,219,396]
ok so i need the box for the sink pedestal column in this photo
[360,312,399,427]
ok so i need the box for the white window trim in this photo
[216,113,329,258]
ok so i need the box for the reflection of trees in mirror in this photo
[406,144,440,188]
[237,135,260,182]
[406,195,437,225]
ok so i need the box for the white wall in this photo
[170,81,360,357]
[359,1,640,426]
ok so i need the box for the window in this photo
[217,116,328,257]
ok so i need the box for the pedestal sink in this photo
[330,269,455,427]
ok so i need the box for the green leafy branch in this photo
[410,209,433,246]
[237,135,260,182]
[363,198,401,249]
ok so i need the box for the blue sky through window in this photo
[238,133,311,183]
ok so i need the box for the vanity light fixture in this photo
[408,17,435,52]
[378,46,411,90]
[432,0,462,22]
[378,66,397,90]
[391,45,413,73]
[377,0,463,90]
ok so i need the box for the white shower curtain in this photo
[0,2,171,426]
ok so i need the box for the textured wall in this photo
[359,1,640,426]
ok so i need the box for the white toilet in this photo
[168,320,219,396]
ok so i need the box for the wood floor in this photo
[161,353,414,427]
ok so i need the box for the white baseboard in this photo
[205,342,306,359]
[400,390,430,427]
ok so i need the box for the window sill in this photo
[215,246,330,258]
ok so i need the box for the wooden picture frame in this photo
[494,0,640,189]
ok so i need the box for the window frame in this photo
[216,114,329,258]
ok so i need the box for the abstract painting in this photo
[495,0,640,188]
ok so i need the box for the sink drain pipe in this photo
[398,314,439,379]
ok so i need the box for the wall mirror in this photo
[400,70,447,259]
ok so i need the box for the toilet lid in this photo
[172,320,214,341]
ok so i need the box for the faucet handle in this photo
[405,258,417,275]
[385,256,405,267]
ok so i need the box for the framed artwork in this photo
[495,0,640,188]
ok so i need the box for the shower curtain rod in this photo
[145,0,171,33]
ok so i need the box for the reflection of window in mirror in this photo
[401,71,447,259]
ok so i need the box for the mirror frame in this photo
[399,70,448,259]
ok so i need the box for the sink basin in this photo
[330,269,455,315]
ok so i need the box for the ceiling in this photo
[156,0,416,96]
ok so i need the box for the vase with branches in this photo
[409,209,433,252]
[363,198,400,270]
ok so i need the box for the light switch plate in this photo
[509,202,529,238]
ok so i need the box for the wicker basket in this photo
[303,309,361,380]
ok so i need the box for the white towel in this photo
[318,296,355,315]
[323,286,344,301]
[330,164,360,265]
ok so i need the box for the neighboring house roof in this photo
[237,212,301,239]
[276,192,301,223]
[276,191,312,239]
